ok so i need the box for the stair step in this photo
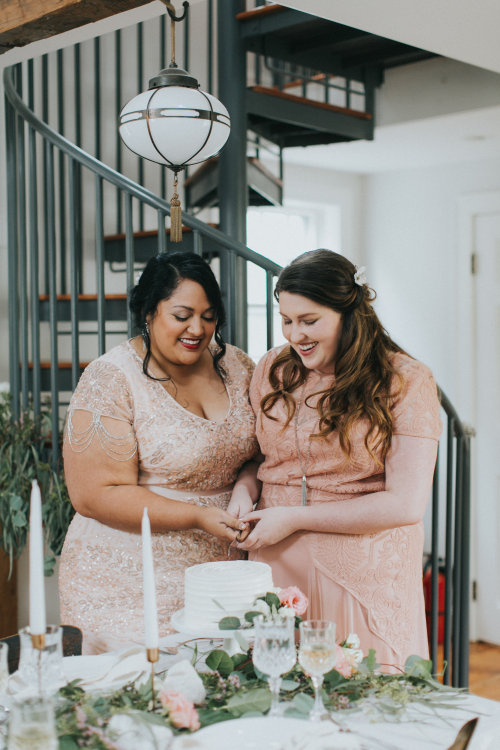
[246,85,373,147]
[39,294,128,322]
[185,156,283,210]
[238,5,435,81]
[27,361,89,393]
[104,226,221,264]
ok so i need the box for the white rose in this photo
[345,633,360,649]
[161,659,206,704]
[278,606,296,618]
[252,599,271,617]
[107,713,173,750]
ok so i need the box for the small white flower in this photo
[354,266,367,286]
[345,633,360,649]
[161,659,206,704]
[278,606,296,618]
[252,599,271,617]
[107,713,173,750]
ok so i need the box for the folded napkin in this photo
[63,646,151,690]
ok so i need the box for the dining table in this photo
[2,629,500,750]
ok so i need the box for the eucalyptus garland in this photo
[52,648,464,749]
[0,392,74,576]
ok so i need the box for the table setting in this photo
[1,482,500,750]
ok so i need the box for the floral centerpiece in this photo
[53,633,463,749]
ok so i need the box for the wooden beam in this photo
[0,0,152,54]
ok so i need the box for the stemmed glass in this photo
[252,615,297,717]
[298,620,336,721]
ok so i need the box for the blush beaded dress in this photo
[59,341,257,654]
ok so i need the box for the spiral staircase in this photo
[3,1,472,686]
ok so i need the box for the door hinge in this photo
[472,580,477,601]
[471,253,478,275]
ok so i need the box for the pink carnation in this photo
[335,644,354,678]
[279,586,309,616]
[159,690,200,731]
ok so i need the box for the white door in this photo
[474,211,500,643]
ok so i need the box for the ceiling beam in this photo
[0,0,152,54]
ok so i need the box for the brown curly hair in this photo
[260,249,408,464]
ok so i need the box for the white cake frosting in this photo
[183,560,274,629]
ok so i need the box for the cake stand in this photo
[171,609,254,656]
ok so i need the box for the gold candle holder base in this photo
[146,647,159,663]
[146,648,159,705]
[31,633,46,650]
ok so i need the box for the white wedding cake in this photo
[183,560,274,630]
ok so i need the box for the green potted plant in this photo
[0,392,74,577]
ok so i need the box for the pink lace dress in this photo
[250,349,442,670]
[59,341,257,654]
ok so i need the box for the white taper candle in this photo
[141,507,159,649]
[29,479,46,636]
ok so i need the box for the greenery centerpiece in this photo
[53,642,464,750]
[0,392,74,576]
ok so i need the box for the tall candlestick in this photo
[29,479,46,638]
[142,508,159,650]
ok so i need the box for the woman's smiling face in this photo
[279,291,343,374]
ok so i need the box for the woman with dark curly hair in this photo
[229,249,441,669]
[60,252,258,653]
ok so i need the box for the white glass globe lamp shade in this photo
[119,67,231,169]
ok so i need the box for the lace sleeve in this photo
[64,359,138,461]
[392,360,442,440]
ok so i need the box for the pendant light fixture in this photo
[119,1,231,241]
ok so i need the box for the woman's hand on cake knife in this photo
[196,506,247,542]
[235,507,299,550]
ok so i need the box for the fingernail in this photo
[240,523,245,530]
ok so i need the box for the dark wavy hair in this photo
[261,249,407,463]
[129,252,227,381]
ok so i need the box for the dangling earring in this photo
[142,321,150,350]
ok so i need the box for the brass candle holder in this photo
[31,631,46,694]
[146,647,159,702]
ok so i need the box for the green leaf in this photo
[280,679,301,692]
[59,735,80,750]
[9,495,22,511]
[44,554,56,577]
[205,650,234,677]
[11,511,27,528]
[219,616,241,630]
[404,655,433,678]
[244,611,262,624]
[290,692,314,714]
[263,593,281,610]
[232,653,249,669]
[226,687,271,717]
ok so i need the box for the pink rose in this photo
[159,690,200,731]
[334,644,353,678]
[279,586,309,616]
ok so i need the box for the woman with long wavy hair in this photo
[228,249,441,669]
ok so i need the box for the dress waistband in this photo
[144,484,233,501]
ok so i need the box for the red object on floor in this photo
[423,567,445,644]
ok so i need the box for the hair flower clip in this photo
[354,266,367,286]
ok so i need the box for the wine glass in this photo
[298,620,336,721]
[252,615,297,717]
[7,696,58,750]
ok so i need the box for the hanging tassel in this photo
[301,475,307,506]
[170,174,182,243]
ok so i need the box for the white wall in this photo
[362,157,500,410]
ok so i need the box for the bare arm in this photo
[226,459,262,517]
[64,410,244,542]
[236,435,437,550]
